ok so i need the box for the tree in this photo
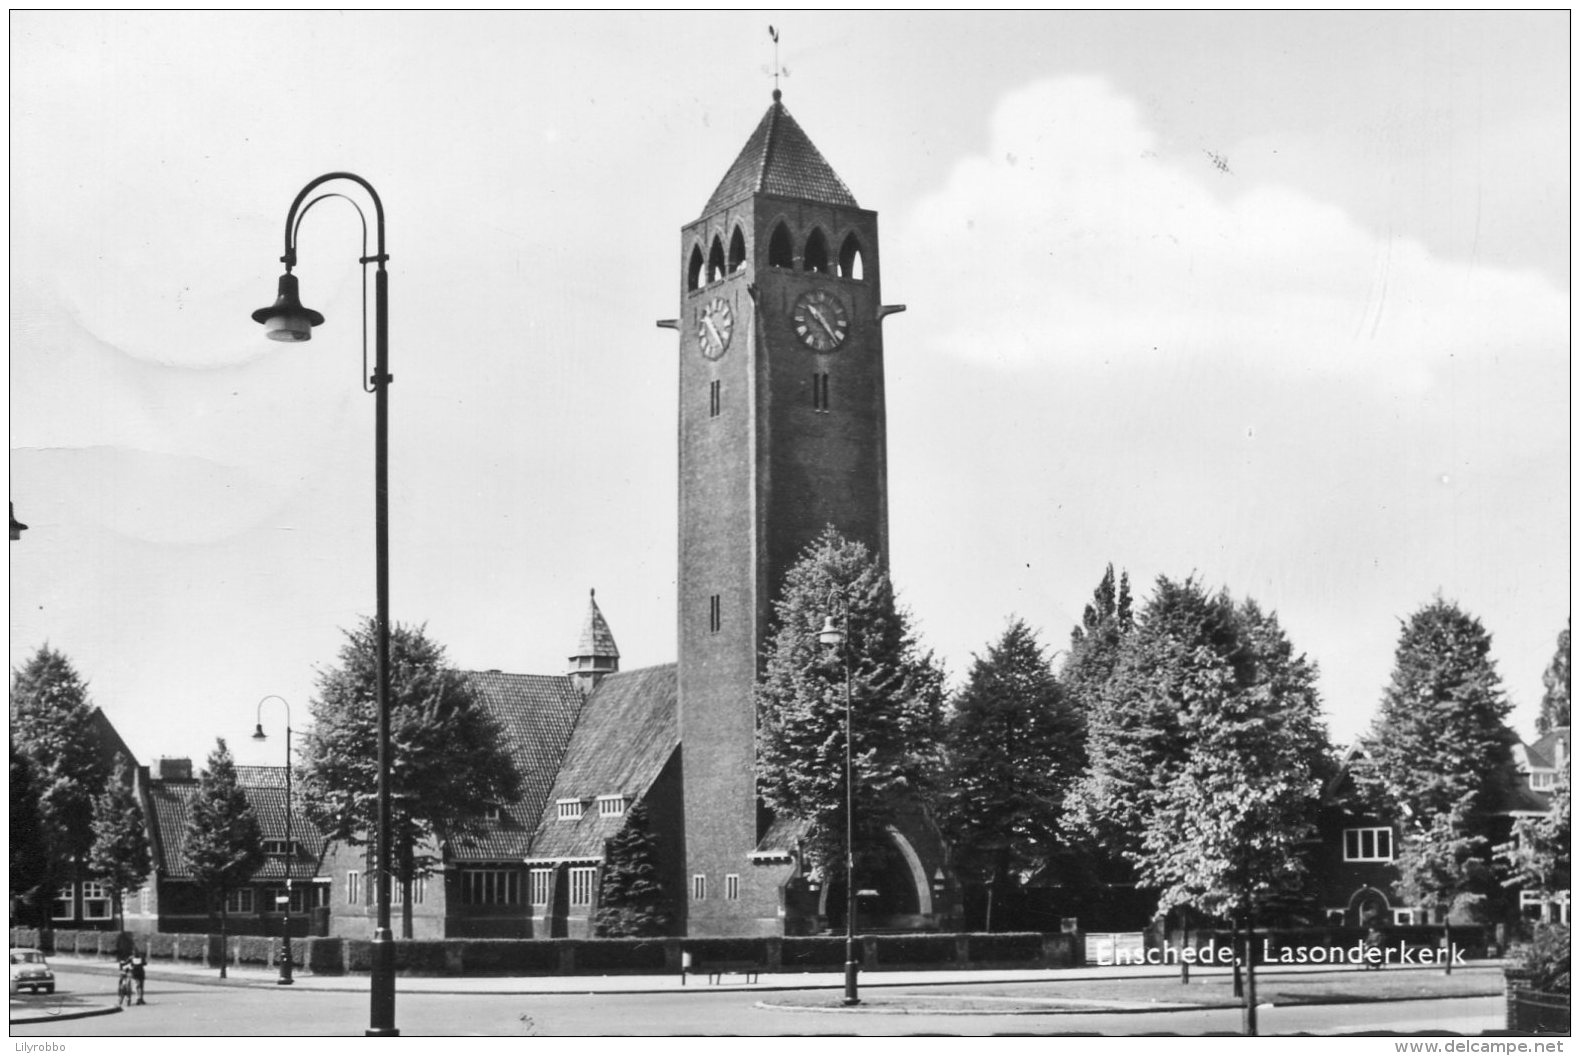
[1537,623,1570,736]
[10,645,111,911]
[299,618,522,938]
[87,754,152,931]
[1062,564,1134,736]
[593,802,672,937]
[756,527,946,884]
[1498,764,1571,923]
[940,619,1082,930]
[1394,797,1492,975]
[10,745,50,926]
[1359,599,1516,831]
[184,739,264,978]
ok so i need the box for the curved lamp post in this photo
[818,587,860,1006]
[251,172,397,1036]
[251,695,295,986]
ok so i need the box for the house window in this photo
[598,795,627,818]
[460,869,521,905]
[138,887,152,915]
[347,871,361,905]
[557,799,586,821]
[725,874,740,900]
[1531,771,1557,790]
[1343,827,1394,862]
[693,874,707,901]
[264,886,316,914]
[1392,909,1417,926]
[569,866,597,907]
[81,881,112,920]
[52,885,73,920]
[225,888,255,914]
[529,868,552,907]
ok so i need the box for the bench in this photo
[681,955,762,985]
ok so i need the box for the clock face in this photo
[791,289,849,353]
[696,297,734,360]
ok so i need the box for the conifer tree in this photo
[941,619,1081,930]
[185,738,264,978]
[10,645,110,906]
[593,802,672,937]
[88,753,153,931]
[756,528,945,882]
[10,745,50,926]
[1537,623,1570,735]
[1059,564,1134,769]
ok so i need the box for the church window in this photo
[709,594,721,633]
[687,244,705,291]
[838,234,865,281]
[725,874,740,900]
[710,380,721,418]
[768,222,794,268]
[461,869,520,905]
[569,866,597,907]
[812,372,830,412]
[729,226,747,273]
[529,868,552,906]
[693,874,707,901]
[804,229,830,273]
[347,871,361,905]
[707,236,727,284]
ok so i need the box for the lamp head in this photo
[251,272,324,342]
[818,614,844,648]
[251,723,268,742]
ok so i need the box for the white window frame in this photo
[225,887,255,914]
[81,881,112,920]
[1343,827,1394,862]
[1392,909,1416,925]
[693,874,707,901]
[725,873,740,900]
[347,870,361,905]
[568,866,597,907]
[483,803,503,821]
[557,799,586,821]
[529,868,552,907]
[52,885,74,920]
[597,795,627,818]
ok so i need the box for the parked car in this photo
[10,948,54,994]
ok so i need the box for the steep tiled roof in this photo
[755,813,809,856]
[146,770,322,881]
[528,664,678,860]
[572,590,619,663]
[1526,727,1571,769]
[702,94,857,216]
[446,670,585,861]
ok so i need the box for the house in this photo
[1507,726,1571,923]
[46,706,138,930]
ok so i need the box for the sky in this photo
[9,10,1570,772]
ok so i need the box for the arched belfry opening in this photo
[838,233,865,281]
[804,228,830,274]
[687,244,705,291]
[729,226,747,273]
[768,222,794,268]
[707,236,727,283]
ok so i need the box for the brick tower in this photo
[671,91,903,936]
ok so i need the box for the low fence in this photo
[1505,970,1571,1034]
[12,927,1076,978]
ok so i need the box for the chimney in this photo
[157,757,193,781]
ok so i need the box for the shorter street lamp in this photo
[818,587,860,1007]
[252,695,295,986]
[10,503,26,541]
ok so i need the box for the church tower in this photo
[671,91,901,936]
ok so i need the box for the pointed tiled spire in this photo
[702,91,858,216]
[569,589,619,696]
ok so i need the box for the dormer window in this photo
[557,798,586,821]
[597,795,628,818]
[483,804,503,821]
[264,839,304,857]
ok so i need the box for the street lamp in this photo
[10,503,26,541]
[252,172,397,1036]
[251,695,295,986]
[818,587,860,1007]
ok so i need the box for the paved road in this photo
[11,966,1504,1037]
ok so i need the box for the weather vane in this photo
[766,25,790,98]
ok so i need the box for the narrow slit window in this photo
[693,874,707,901]
[710,379,721,418]
[813,371,830,412]
[709,594,721,633]
[725,874,740,900]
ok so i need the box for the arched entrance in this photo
[1346,887,1391,927]
[819,827,932,930]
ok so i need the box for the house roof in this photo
[1524,726,1571,770]
[527,664,678,861]
[146,767,323,881]
[701,94,858,217]
[446,670,586,861]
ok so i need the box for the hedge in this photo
[577,938,668,972]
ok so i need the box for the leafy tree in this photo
[1358,598,1516,832]
[185,739,264,978]
[756,527,946,885]
[1139,600,1330,923]
[593,802,672,937]
[299,618,522,938]
[940,619,1081,930]
[1394,797,1493,974]
[1062,563,1134,744]
[10,745,50,926]
[1537,623,1570,735]
[1498,764,1571,923]
[87,754,153,931]
[10,645,110,908]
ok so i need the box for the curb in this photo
[10,1003,123,1025]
